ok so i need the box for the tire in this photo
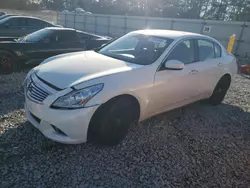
[208,76,231,105]
[0,51,19,74]
[89,96,139,146]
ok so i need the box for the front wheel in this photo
[89,97,139,146]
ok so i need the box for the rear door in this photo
[192,39,223,97]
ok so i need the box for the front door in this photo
[148,39,200,115]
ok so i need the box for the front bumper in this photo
[25,97,99,144]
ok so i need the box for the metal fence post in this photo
[108,16,110,36]
[170,19,174,30]
[145,17,148,29]
[235,22,247,56]
[64,13,67,27]
[124,16,127,34]
[84,14,86,30]
[95,15,97,34]
[73,13,76,29]
[56,11,59,24]
[200,20,206,34]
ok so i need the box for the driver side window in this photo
[167,40,195,64]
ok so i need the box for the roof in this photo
[132,29,203,39]
[45,27,75,31]
[2,15,50,22]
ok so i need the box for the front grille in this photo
[26,76,50,103]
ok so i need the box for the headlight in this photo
[51,84,104,109]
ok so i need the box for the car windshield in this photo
[19,29,53,42]
[98,33,173,65]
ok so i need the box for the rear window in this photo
[214,43,222,58]
[26,18,48,27]
[198,40,215,61]
[54,31,77,42]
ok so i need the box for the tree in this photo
[1,0,250,21]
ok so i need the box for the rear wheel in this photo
[208,75,231,105]
[89,96,140,146]
[0,51,19,74]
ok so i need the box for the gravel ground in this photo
[0,73,250,188]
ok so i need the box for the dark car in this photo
[0,12,6,16]
[0,14,16,20]
[0,27,112,73]
[0,16,61,37]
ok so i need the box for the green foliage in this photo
[1,0,250,21]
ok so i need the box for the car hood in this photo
[36,51,142,89]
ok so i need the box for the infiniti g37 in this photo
[24,30,238,145]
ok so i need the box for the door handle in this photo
[217,63,223,67]
[21,28,25,30]
[189,70,198,74]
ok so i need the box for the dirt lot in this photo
[0,72,250,188]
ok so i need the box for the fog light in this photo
[51,125,67,136]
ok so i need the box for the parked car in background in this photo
[75,8,85,13]
[61,10,70,13]
[0,16,61,37]
[85,12,92,15]
[41,10,53,13]
[23,30,238,146]
[0,14,16,20]
[0,12,6,16]
[0,27,112,73]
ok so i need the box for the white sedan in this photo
[24,30,238,145]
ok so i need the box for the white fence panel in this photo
[173,19,202,33]
[58,12,250,57]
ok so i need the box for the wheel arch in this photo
[0,49,17,57]
[220,73,232,84]
[93,94,141,121]
[87,94,141,141]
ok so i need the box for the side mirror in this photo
[4,23,9,28]
[164,60,184,70]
